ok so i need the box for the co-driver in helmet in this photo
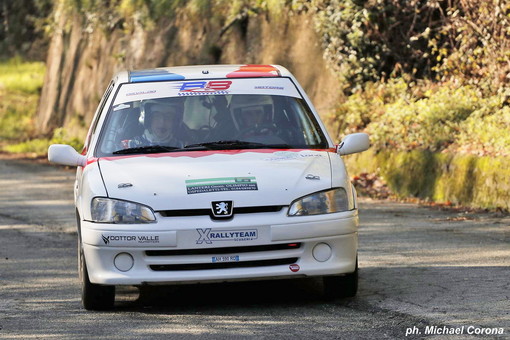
[123,99,187,148]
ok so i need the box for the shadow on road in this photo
[114,277,338,312]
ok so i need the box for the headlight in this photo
[288,188,353,216]
[91,197,156,223]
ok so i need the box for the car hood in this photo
[97,149,333,211]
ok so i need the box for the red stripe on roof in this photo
[226,65,280,78]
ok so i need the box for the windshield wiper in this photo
[113,141,293,154]
[185,140,261,148]
[184,140,292,150]
[113,145,181,155]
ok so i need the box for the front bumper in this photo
[81,209,359,285]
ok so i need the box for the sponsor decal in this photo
[178,91,229,96]
[174,80,232,95]
[265,151,325,161]
[186,177,258,194]
[196,228,258,244]
[137,235,160,243]
[196,228,212,244]
[126,90,156,97]
[254,85,284,90]
[117,182,133,188]
[101,234,160,245]
[289,264,300,272]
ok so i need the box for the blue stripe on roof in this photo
[129,69,185,82]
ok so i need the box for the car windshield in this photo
[95,78,328,156]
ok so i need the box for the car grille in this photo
[150,258,299,271]
[157,205,284,218]
[146,243,301,272]
[146,243,301,256]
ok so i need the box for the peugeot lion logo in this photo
[211,200,233,218]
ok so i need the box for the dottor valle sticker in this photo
[289,264,300,272]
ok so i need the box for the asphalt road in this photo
[0,157,509,339]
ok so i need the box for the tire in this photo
[323,257,358,299]
[79,240,115,310]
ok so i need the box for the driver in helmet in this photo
[238,105,267,129]
[123,100,186,148]
[234,104,279,139]
[227,95,275,138]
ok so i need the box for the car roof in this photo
[119,64,292,83]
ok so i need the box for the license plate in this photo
[212,255,240,263]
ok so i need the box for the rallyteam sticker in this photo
[186,177,258,194]
[196,228,258,244]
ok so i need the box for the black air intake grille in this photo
[145,243,301,257]
[149,258,299,271]
[158,205,284,218]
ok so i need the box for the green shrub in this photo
[0,56,45,94]
[456,104,510,157]
[0,56,77,155]
[49,127,83,151]
[331,79,509,157]
[345,150,510,211]
[366,84,480,151]
[0,57,45,143]
[2,127,83,155]
[2,138,51,155]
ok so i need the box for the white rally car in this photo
[48,64,369,310]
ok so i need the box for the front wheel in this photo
[79,241,115,310]
[323,258,358,299]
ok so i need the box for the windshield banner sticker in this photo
[186,177,258,194]
[114,78,300,105]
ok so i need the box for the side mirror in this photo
[336,133,370,156]
[48,144,86,167]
